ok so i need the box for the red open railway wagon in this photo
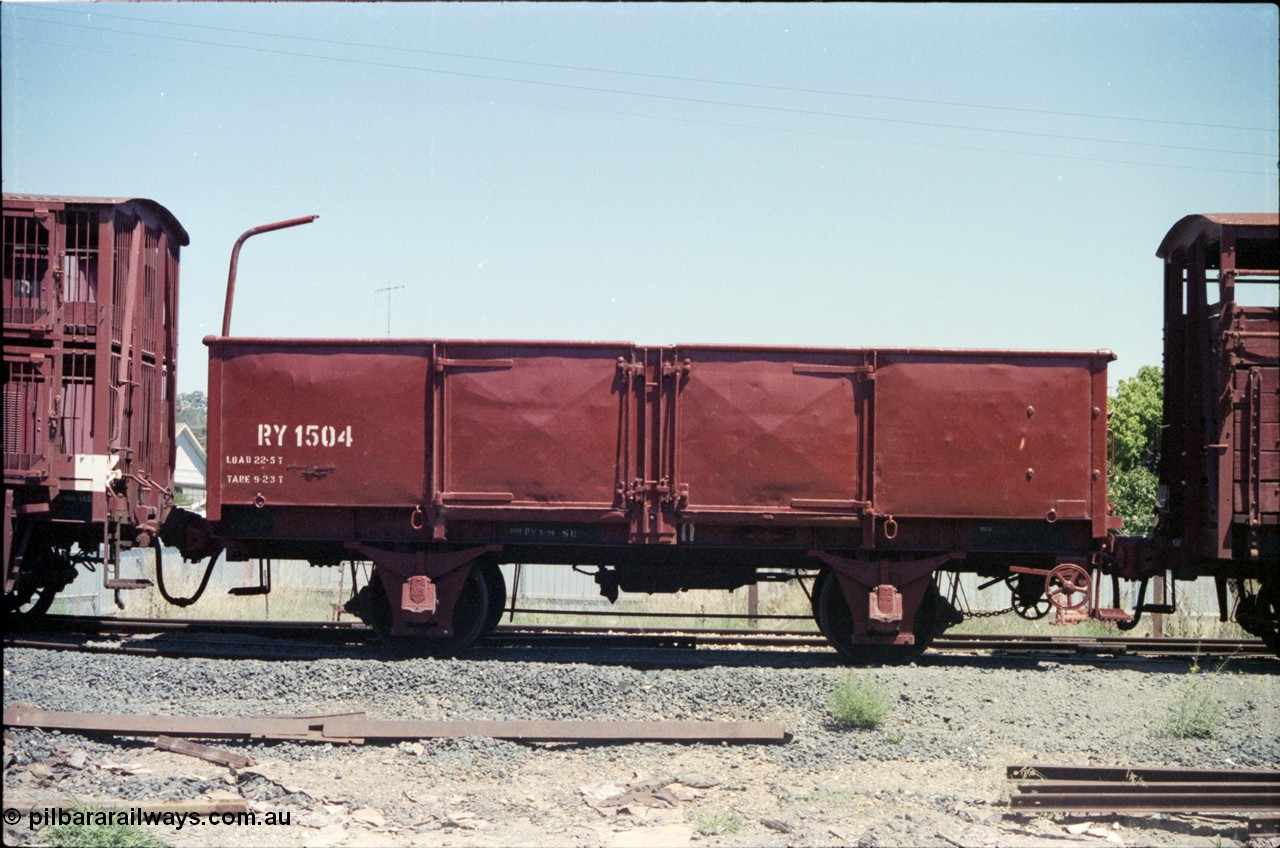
[197,334,1114,661]
[172,216,1123,663]
[183,212,1275,660]
[6,198,1276,662]
[3,195,188,614]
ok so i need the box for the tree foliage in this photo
[1108,366,1163,535]
[177,390,207,447]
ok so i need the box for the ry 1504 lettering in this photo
[256,424,354,448]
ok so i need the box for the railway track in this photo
[1007,764,1280,817]
[4,615,1274,661]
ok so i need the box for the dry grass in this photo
[119,557,348,622]
[508,580,819,631]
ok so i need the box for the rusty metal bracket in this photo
[616,358,644,379]
[286,464,335,481]
[626,478,686,509]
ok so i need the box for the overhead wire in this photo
[4,7,1277,182]
[4,31,1269,181]
[4,9,1277,162]
[17,1,1278,135]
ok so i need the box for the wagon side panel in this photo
[208,341,430,519]
[673,346,868,522]
[434,342,631,518]
[872,353,1106,526]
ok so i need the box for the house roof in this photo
[174,423,207,489]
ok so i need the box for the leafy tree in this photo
[1109,365,1162,535]
[176,390,207,447]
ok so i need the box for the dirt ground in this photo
[5,722,1273,848]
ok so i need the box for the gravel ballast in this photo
[4,643,1278,847]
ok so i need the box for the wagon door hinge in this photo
[662,358,692,379]
[616,359,645,379]
[48,396,63,442]
[627,478,687,508]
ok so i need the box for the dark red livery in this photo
[4,195,1277,661]
[3,195,187,613]
[1112,214,1279,645]
[202,336,1112,659]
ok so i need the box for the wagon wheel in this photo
[1234,578,1280,658]
[344,571,393,639]
[5,541,75,619]
[814,570,939,666]
[1005,574,1052,621]
[1045,563,1092,611]
[349,566,491,656]
[478,557,507,639]
[5,582,61,618]
[427,565,490,655]
[810,569,833,640]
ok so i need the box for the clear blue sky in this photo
[3,3,1276,395]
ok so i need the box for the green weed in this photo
[46,807,168,848]
[693,813,743,836]
[1162,661,1225,739]
[829,672,891,730]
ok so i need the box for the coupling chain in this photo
[962,604,1016,619]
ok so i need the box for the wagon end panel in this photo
[673,347,869,525]
[1156,214,1278,568]
[871,352,1108,539]
[207,340,430,531]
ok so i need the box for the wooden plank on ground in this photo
[155,735,254,769]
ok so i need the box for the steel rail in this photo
[1007,764,1280,815]
[3,702,790,745]
[5,615,1272,659]
[1009,765,1280,782]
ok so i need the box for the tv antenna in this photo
[374,285,405,337]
